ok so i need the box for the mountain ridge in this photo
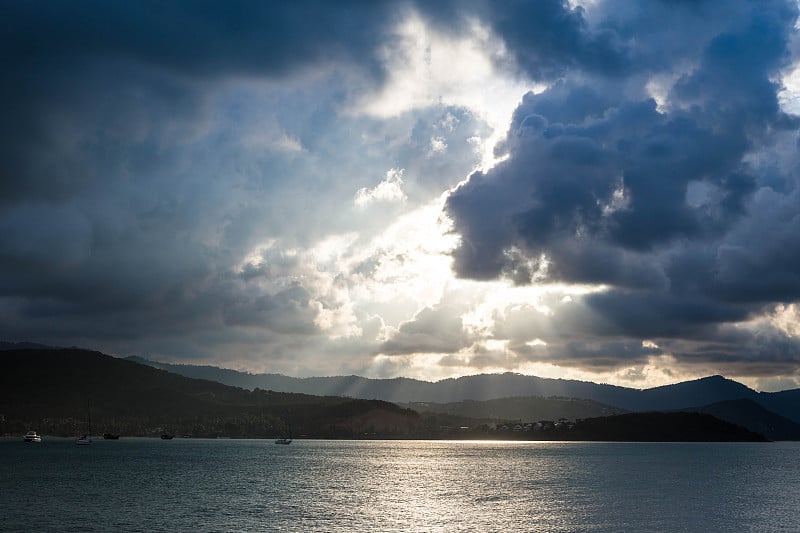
[0,348,423,438]
[682,398,800,441]
[0,348,773,442]
[125,355,800,423]
[3,343,798,426]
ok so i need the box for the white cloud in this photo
[354,168,407,207]
[429,136,447,154]
[779,60,800,114]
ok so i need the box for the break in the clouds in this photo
[3,0,800,390]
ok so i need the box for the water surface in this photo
[2,438,798,531]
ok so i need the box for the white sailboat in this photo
[76,400,92,445]
[23,431,42,443]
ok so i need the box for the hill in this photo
[125,357,644,404]
[685,399,800,441]
[0,348,421,438]
[128,357,800,423]
[756,388,800,424]
[566,412,767,442]
[1,347,794,441]
[403,396,626,422]
[442,411,766,442]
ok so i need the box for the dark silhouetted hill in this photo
[685,399,800,441]
[635,375,756,411]
[568,412,767,442]
[757,388,800,424]
[127,358,642,404]
[128,357,800,423]
[404,396,626,422]
[0,348,421,438]
[1,348,785,442]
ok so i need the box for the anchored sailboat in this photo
[76,400,92,445]
[274,419,292,445]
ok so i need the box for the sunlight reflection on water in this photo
[2,438,799,532]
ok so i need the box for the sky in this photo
[3,0,800,391]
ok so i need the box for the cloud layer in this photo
[3,0,800,389]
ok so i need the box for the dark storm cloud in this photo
[0,0,406,204]
[653,320,800,375]
[445,0,800,369]
[511,338,663,370]
[487,0,630,79]
[448,0,798,270]
[1,0,398,78]
[488,297,661,368]
[0,0,442,354]
[419,0,630,80]
[221,284,321,334]
[380,304,472,355]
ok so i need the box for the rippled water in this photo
[2,438,799,532]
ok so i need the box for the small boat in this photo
[274,419,292,444]
[75,399,92,445]
[23,431,42,443]
[103,433,120,440]
[160,434,174,440]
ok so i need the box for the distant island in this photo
[0,346,793,442]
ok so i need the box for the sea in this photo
[1,438,798,532]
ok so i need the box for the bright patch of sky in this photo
[356,12,532,169]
